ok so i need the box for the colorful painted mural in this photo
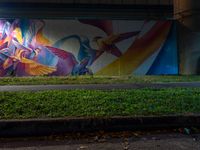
[0,19,178,76]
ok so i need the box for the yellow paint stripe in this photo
[96,21,172,76]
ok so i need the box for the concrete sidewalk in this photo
[1,82,200,91]
[0,133,200,150]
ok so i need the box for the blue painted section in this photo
[147,23,178,75]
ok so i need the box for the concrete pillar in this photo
[174,0,200,32]
[174,0,200,74]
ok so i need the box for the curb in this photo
[0,115,200,137]
[1,82,200,92]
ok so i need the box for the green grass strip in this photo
[0,75,200,85]
[0,88,200,119]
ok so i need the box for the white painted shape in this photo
[138,21,156,38]
[91,52,117,73]
[42,20,106,57]
[133,42,164,75]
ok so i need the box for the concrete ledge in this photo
[0,115,200,137]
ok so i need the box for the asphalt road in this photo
[1,82,200,92]
[0,132,200,150]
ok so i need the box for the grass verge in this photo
[0,88,200,119]
[0,75,200,85]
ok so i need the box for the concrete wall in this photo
[174,0,200,74]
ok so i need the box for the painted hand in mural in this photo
[93,31,140,57]
[53,35,97,75]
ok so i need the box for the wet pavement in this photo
[1,82,200,92]
[0,132,200,150]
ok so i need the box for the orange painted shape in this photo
[36,28,51,46]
